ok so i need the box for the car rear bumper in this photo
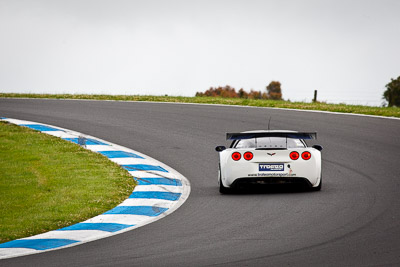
[230,177,313,188]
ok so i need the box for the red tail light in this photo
[232,152,241,161]
[302,151,311,160]
[243,152,253,161]
[290,151,299,160]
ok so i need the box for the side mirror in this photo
[312,145,323,151]
[215,146,226,152]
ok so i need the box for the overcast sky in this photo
[1,0,399,105]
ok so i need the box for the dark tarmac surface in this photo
[1,98,399,266]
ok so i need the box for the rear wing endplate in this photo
[226,132,317,140]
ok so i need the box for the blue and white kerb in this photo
[0,118,191,259]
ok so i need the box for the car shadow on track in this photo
[223,184,318,195]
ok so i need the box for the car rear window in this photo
[235,137,305,149]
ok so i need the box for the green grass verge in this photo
[1,93,399,118]
[0,121,136,243]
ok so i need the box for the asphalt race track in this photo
[1,98,400,266]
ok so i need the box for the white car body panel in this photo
[219,148,321,188]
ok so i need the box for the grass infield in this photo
[0,121,136,243]
[1,93,399,118]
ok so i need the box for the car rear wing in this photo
[226,132,317,140]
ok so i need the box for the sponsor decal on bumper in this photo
[259,163,284,171]
[248,173,296,177]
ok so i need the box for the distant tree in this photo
[266,81,282,100]
[238,88,248,98]
[383,76,400,107]
[261,92,268,99]
[247,90,265,99]
[248,90,258,99]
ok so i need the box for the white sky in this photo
[1,0,399,105]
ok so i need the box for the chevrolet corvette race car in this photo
[215,130,323,193]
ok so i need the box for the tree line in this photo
[195,76,400,107]
[196,81,283,100]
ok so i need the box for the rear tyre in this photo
[219,168,231,194]
[219,178,231,194]
[310,176,322,191]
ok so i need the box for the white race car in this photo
[215,130,323,193]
